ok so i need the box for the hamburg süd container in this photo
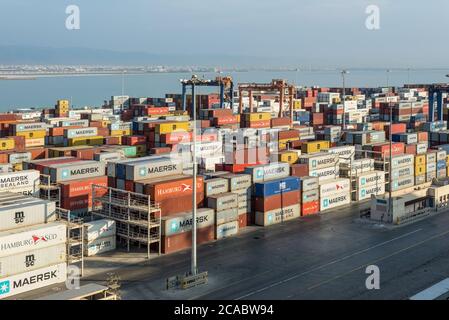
[83,219,116,242]
[0,222,66,258]
[319,178,351,198]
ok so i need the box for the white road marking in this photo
[410,278,449,300]
[235,228,422,300]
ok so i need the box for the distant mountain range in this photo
[0,45,283,67]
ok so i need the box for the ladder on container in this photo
[39,174,61,206]
[57,208,85,277]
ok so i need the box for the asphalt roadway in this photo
[14,200,449,300]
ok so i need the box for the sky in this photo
[0,0,448,68]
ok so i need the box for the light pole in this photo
[386,69,391,92]
[341,70,349,130]
[190,75,198,277]
[388,103,393,219]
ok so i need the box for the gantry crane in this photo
[181,75,234,112]
[428,83,449,122]
[238,79,295,120]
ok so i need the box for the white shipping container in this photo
[161,208,215,236]
[0,263,67,299]
[355,170,385,188]
[309,166,339,182]
[392,154,414,168]
[215,221,239,240]
[244,162,290,183]
[389,176,415,192]
[84,236,116,256]
[391,165,414,180]
[355,184,385,201]
[320,192,351,211]
[0,243,66,278]
[83,219,116,241]
[65,127,98,138]
[204,178,228,197]
[327,146,355,164]
[299,153,339,170]
[300,176,319,192]
[0,197,57,232]
[0,222,66,258]
[0,170,40,195]
[255,204,300,226]
[319,178,351,198]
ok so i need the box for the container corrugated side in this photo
[320,192,351,211]
[0,170,40,195]
[0,263,67,299]
[84,236,116,256]
[83,219,116,241]
[161,208,215,236]
[0,243,66,278]
[319,178,350,198]
[244,162,290,183]
[0,200,56,232]
[0,222,66,258]
[215,221,239,240]
[255,204,300,226]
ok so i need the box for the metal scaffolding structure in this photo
[91,184,161,259]
[57,207,85,277]
[39,174,61,205]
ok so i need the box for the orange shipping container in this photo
[301,200,320,216]
[144,176,204,202]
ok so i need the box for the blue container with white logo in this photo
[254,176,300,197]
[437,160,446,170]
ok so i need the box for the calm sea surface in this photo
[0,69,448,111]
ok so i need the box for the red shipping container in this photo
[278,130,300,140]
[384,123,406,136]
[104,136,121,145]
[108,177,116,188]
[158,193,205,216]
[271,117,291,128]
[238,213,247,229]
[254,190,300,212]
[372,142,405,159]
[144,176,204,202]
[417,131,428,142]
[243,120,270,129]
[60,176,108,198]
[0,152,8,164]
[61,196,91,211]
[71,148,95,160]
[35,158,81,173]
[150,147,171,155]
[301,201,320,216]
[290,163,309,177]
[123,135,147,146]
[404,144,417,155]
[161,225,214,254]
[223,162,267,173]
[97,127,110,137]
[213,115,239,126]
[27,147,48,160]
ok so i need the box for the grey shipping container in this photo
[125,158,183,181]
[300,176,319,192]
[302,189,319,203]
[216,208,239,226]
[223,174,252,191]
[207,193,238,211]
[204,178,229,197]
[215,221,239,240]
[48,161,105,183]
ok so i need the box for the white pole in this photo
[191,82,197,276]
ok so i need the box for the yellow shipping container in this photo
[13,163,23,171]
[156,122,190,134]
[243,112,271,122]
[110,129,131,136]
[278,151,299,164]
[0,138,15,151]
[415,164,426,176]
[301,140,330,154]
[446,155,449,166]
[102,120,111,127]
[293,99,302,110]
[415,154,426,166]
[67,136,104,146]
[16,130,46,139]
[25,138,45,148]
[278,138,299,150]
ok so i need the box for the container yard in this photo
[2,77,449,302]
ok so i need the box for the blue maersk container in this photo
[437,160,446,170]
[254,177,300,197]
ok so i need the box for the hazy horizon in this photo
[1,1,449,68]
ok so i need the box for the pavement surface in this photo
[11,200,449,300]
